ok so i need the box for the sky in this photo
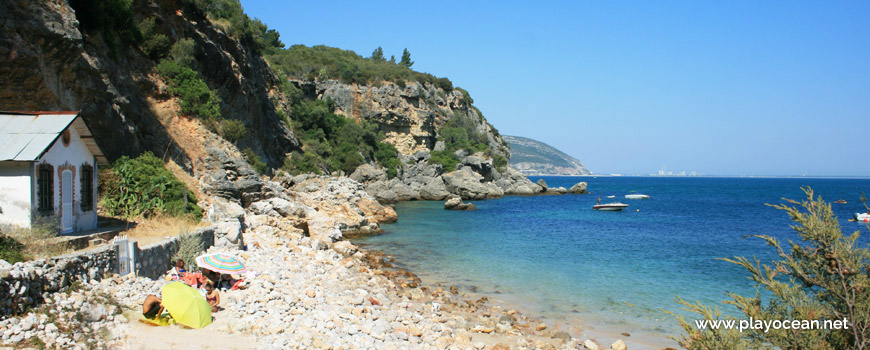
[239,1,870,176]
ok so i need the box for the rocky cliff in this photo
[0,0,298,171]
[504,135,591,176]
[294,79,509,160]
[0,0,583,245]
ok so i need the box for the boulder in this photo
[536,179,548,190]
[419,177,450,200]
[349,164,387,184]
[611,339,626,350]
[454,149,468,159]
[569,182,589,194]
[444,197,477,211]
[442,169,502,200]
[584,339,600,350]
[458,156,494,181]
[433,140,446,151]
[413,150,431,162]
[333,241,359,257]
[208,199,244,222]
[547,186,568,194]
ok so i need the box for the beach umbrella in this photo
[161,282,212,329]
[195,253,247,274]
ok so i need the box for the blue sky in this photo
[239,1,870,176]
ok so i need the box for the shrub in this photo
[0,234,26,264]
[430,150,459,172]
[157,59,222,119]
[99,152,202,220]
[493,154,508,171]
[374,142,401,178]
[137,17,171,59]
[670,187,870,349]
[219,119,247,143]
[282,152,322,175]
[242,148,268,175]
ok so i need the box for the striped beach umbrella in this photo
[194,253,246,274]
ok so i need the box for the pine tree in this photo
[371,46,385,61]
[400,48,414,68]
[670,187,870,350]
[389,55,396,64]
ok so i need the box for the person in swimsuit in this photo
[142,294,164,319]
[204,281,221,312]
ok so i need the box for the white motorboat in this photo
[856,213,870,223]
[625,194,650,200]
[606,195,616,199]
[593,203,629,211]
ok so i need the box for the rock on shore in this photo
[352,154,559,202]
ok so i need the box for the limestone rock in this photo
[349,164,387,184]
[536,179,548,189]
[570,182,589,194]
[611,339,627,350]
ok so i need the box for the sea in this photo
[350,176,870,347]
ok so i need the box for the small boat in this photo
[834,199,847,204]
[594,202,629,211]
[625,194,650,200]
[606,195,616,199]
[856,213,870,223]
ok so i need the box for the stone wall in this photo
[136,227,215,280]
[0,244,117,315]
[0,226,216,316]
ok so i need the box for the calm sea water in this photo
[351,177,870,344]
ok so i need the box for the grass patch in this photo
[0,217,70,261]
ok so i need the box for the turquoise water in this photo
[351,177,870,342]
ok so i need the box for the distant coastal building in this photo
[0,111,107,233]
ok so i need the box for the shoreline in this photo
[354,243,679,350]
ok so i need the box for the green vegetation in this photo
[670,188,870,349]
[157,39,253,144]
[0,218,68,262]
[265,45,453,89]
[400,48,414,68]
[280,99,400,177]
[242,148,268,175]
[69,0,141,57]
[219,119,247,143]
[99,152,203,220]
[137,17,171,59]
[429,112,490,172]
[185,0,283,54]
[0,234,26,264]
[157,39,222,119]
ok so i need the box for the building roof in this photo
[0,111,108,164]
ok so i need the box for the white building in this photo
[0,112,107,233]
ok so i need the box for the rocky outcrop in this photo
[294,80,509,160]
[353,152,553,201]
[0,0,299,174]
[444,197,476,211]
[569,182,589,194]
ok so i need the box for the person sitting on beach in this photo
[204,281,221,312]
[142,294,164,319]
[182,269,208,289]
[167,259,186,281]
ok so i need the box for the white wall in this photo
[35,125,98,232]
[0,162,33,228]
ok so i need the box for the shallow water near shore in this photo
[352,176,870,346]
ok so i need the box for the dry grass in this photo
[123,215,206,246]
[2,217,71,260]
